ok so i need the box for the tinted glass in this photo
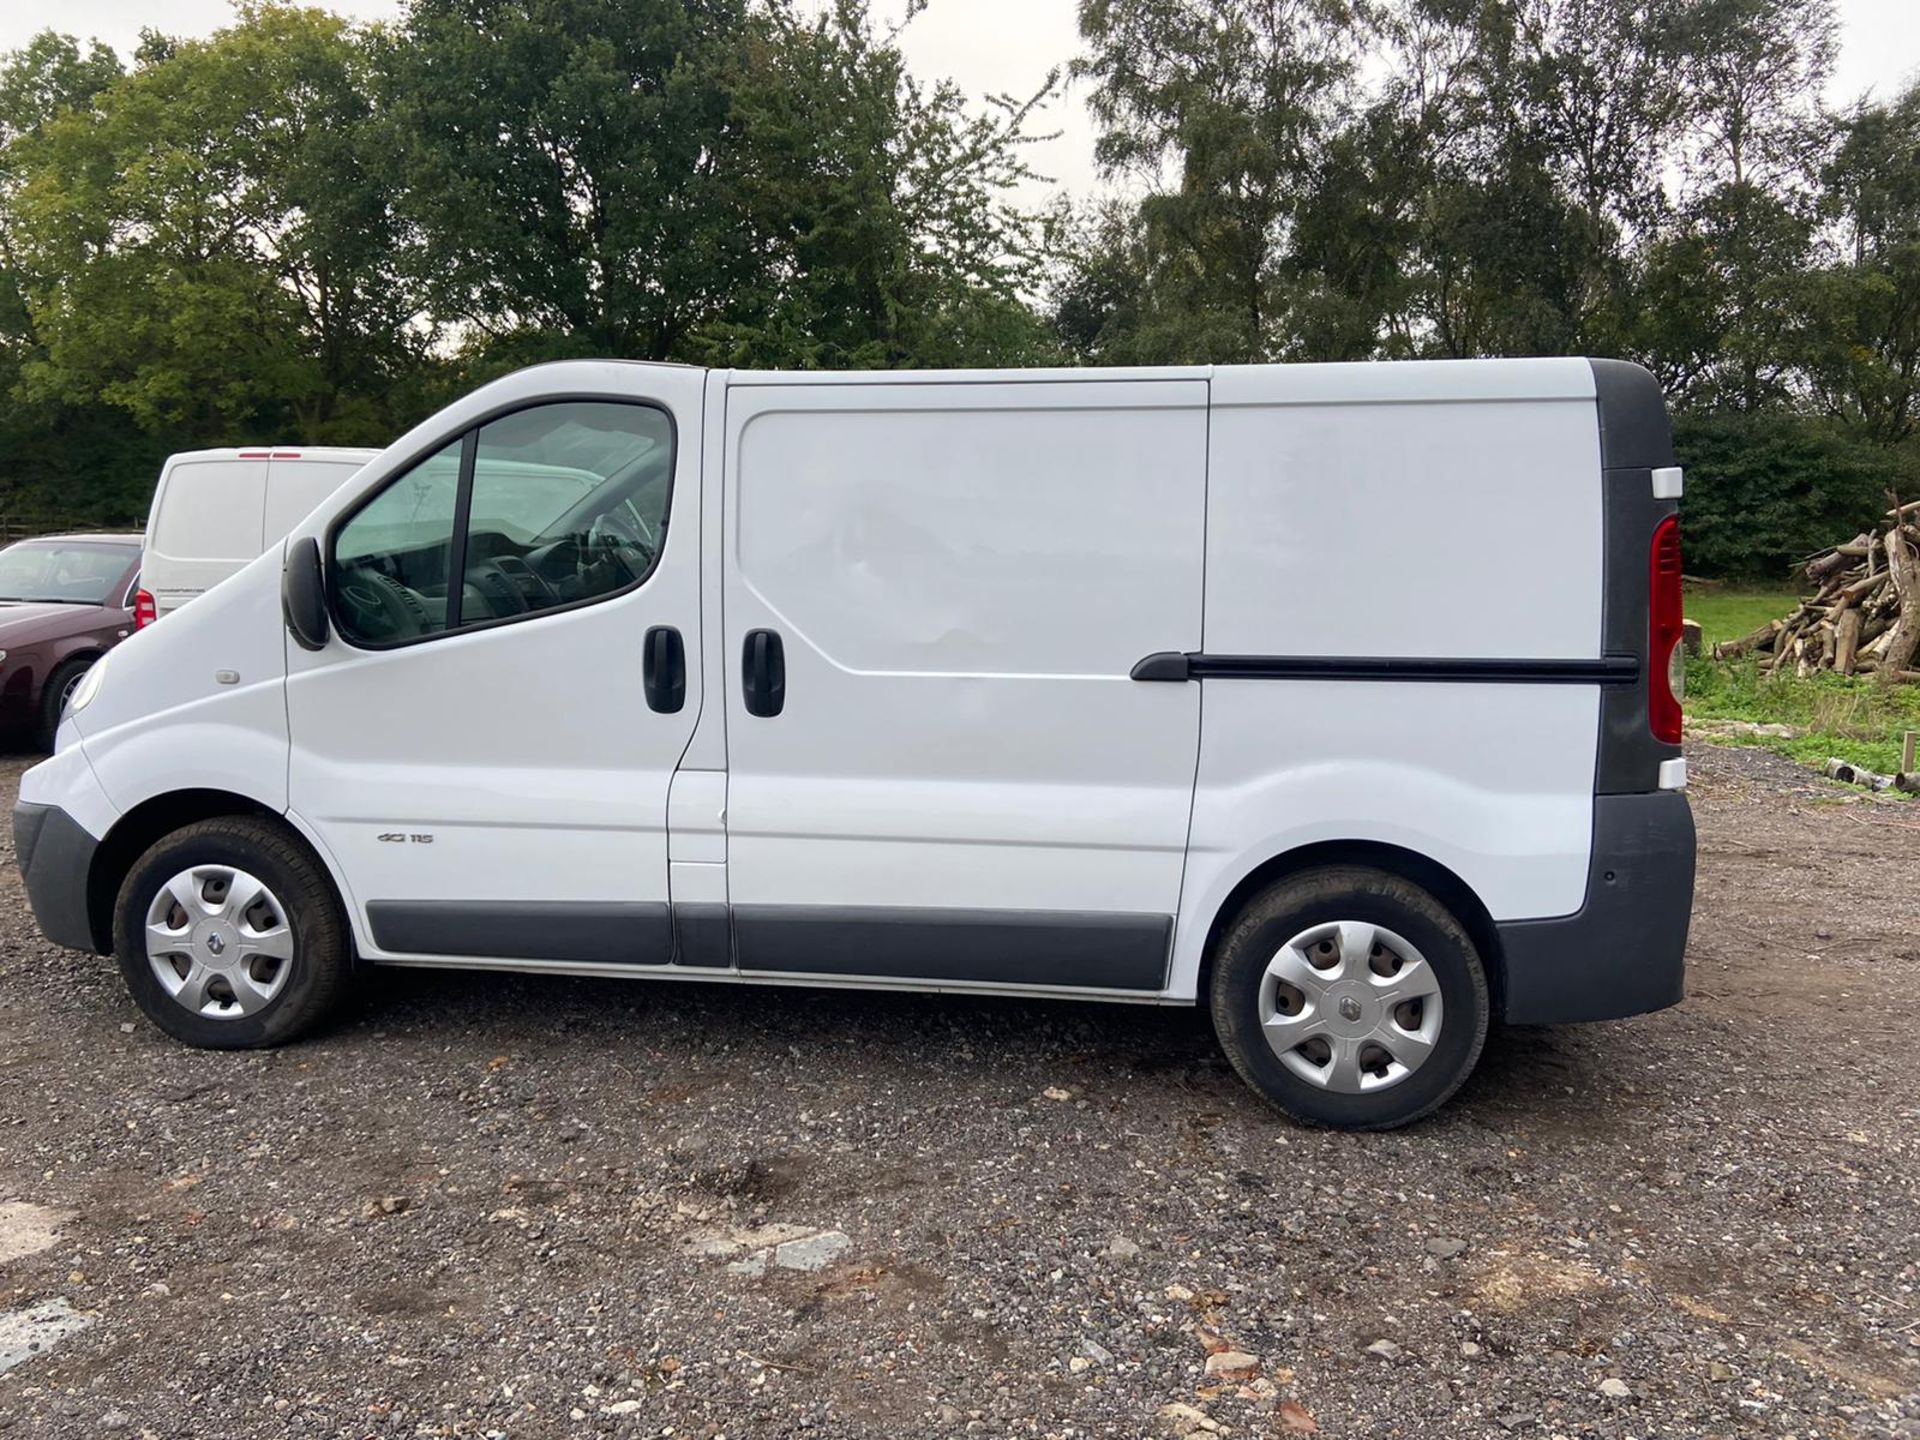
[0,542,132,605]
[458,403,671,624]
[331,440,462,644]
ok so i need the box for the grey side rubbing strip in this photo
[731,906,1172,990]
[671,902,734,968]
[1132,652,1639,685]
[367,901,673,965]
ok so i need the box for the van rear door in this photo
[143,454,269,619]
[717,374,1208,992]
[262,454,374,550]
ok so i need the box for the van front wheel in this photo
[113,817,352,1049]
[1208,866,1489,1130]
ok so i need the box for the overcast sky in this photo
[3,0,1914,201]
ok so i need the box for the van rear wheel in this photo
[1208,866,1489,1130]
[112,817,351,1049]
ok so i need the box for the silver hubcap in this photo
[145,866,294,1019]
[1258,920,1443,1093]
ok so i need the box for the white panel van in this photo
[138,447,380,623]
[16,359,1694,1129]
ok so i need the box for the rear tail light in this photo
[134,589,157,629]
[1649,515,1684,744]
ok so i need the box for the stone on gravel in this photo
[1104,1235,1141,1260]
[1081,1337,1115,1367]
[0,1300,93,1377]
[772,1230,850,1272]
[1598,1377,1631,1399]
[1366,1338,1404,1361]
[1424,1236,1468,1259]
[0,1202,69,1264]
[1205,1350,1260,1380]
[1157,1401,1218,1435]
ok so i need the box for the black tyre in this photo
[112,817,352,1049]
[37,656,94,750]
[1209,865,1489,1130]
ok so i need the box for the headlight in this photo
[68,659,106,713]
[0,650,8,663]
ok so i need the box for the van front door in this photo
[286,372,704,969]
[719,376,1208,992]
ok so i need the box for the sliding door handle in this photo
[643,626,685,713]
[742,629,785,717]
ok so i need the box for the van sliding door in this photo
[718,377,1208,992]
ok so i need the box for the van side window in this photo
[327,402,673,648]
[461,402,671,622]
[332,440,462,644]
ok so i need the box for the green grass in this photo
[1683,584,1799,647]
[1685,655,1920,778]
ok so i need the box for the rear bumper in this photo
[15,801,103,953]
[1496,790,1695,1023]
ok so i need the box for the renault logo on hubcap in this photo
[206,933,227,956]
[1338,996,1363,1022]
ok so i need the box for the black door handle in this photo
[643,626,685,713]
[742,629,785,717]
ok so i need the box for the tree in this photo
[14,5,424,442]
[1069,0,1372,363]
[383,0,1052,371]
[1797,83,1920,445]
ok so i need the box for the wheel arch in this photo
[85,789,281,953]
[1194,839,1507,1019]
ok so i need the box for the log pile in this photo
[1712,501,1920,683]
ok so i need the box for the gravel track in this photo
[0,743,1916,1438]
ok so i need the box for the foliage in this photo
[1674,410,1918,580]
[1685,654,1920,778]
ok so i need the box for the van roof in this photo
[163,447,383,465]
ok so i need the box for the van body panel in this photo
[1167,681,1601,999]
[282,366,705,963]
[68,549,293,815]
[719,378,1206,986]
[1204,374,1604,660]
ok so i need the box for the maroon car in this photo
[0,533,143,749]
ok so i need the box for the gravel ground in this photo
[1,744,1917,1439]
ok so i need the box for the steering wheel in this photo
[465,557,556,618]
[581,515,646,584]
[337,568,430,640]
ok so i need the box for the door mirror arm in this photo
[283,537,331,652]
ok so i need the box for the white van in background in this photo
[19,358,1695,1130]
[137,447,379,624]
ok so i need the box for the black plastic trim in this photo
[1133,652,1639,685]
[742,629,786,717]
[282,537,331,651]
[732,905,1172,990]
[671,901,733,968]
[15,801,104,954]
[1588,358,1682,794]
[1497,790,1695,1023]
[367,900,672,965]
[644,626,687,713]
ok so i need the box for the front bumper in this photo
[15,801,103,953]
[1496,790,1696,1023]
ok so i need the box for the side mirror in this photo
[283,537,330,652]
